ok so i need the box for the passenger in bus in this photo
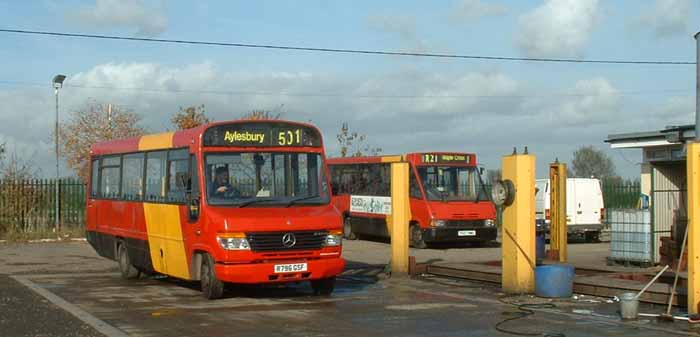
[210,167,241,198]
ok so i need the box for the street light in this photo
[52,74,66,232]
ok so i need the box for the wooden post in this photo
[390,162,411,276]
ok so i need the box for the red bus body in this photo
[86,120,345,296]
[328,153,497,246]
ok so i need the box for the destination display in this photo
[421,153,472,164]
[203,123,322,147]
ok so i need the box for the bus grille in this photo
[445,220,485,227]
[247,231,327,252]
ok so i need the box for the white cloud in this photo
[638,0,691,38]
[367,14,432,52]
[450,0,508,22]
[515,0,599,57]
[70,0,168,36]
[0,62,677,178]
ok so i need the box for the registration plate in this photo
[458,230,476,237]
[274,263,308,273]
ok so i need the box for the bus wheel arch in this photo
[409,222,427,249]
[116,239,140,279]
[200,252,224,299]
[343,216,357,240]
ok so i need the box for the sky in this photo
[0,0,698,179]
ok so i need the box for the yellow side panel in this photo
[138,132,175,151]
[687,142,700,314]
[381,155,403,163]
[501,153,536,294]
[143,203,191,280]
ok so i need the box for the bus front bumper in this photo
[422,227,497,243]
[215,257,346,284]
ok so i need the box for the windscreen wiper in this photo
[285,195,320,208]
[237,198,278,208]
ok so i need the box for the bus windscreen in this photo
[417,166,489,202]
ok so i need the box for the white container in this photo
[619,292,639,320]
[609,209,652,263]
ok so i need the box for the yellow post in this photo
[501,151,536,294]
[548,162,567,262]
[390,162,411,276]
[687,142,700,314]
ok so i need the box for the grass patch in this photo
[0,226,86,242]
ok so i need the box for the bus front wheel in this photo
[311,277,336,296]
[200,253,224,300]
[117,242,140,280]
[410,224,427,249]
[343,217,357,240]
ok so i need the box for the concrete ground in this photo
[1,239,698,337]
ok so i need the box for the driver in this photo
[210,167,240,198]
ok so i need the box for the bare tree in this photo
[239,110,282,120]
[171,105,210,130]
[336,122,382,157]
[0,150,39,233]
[59,102,146,181]
[571,145,616,179]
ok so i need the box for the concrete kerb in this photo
[0,238,86,244]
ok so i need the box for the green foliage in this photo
[571,145,616,179]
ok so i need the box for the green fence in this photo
[602,181,641,209]
[0,179,86,232]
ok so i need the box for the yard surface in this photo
[1,240,697,337]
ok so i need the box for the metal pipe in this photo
[695,32,699,141]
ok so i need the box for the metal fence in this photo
[602,181,641,209]
[0,179,86,232]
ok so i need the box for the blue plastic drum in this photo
[535,264,575,298]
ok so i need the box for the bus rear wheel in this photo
[200,253,224,300]
[410,224,427,249]
[343,217,357,240]
[117,242,140,280]
[311,277,336,296]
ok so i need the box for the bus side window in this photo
[145,151,167,202]
[188,154,201,221]
[410,168,423,199]
[91,159,100,198]
[167,149,189,203]
[100,156,121,199]
[122,153,144,201]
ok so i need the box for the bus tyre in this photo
[343,217,357,240]
[410,224,427,249]
[117,242,140,280]
[201,254,224,300]
[311,277,336,296]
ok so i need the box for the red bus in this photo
[86,120,345,299]
[328,153,496,248]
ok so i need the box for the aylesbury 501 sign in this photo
[350,195,391,215]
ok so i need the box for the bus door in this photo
[87,159,99,230]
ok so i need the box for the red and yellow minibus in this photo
[87,119,345,299]
[328,153,496,248]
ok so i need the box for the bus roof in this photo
[91,119,323,156]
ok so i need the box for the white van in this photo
[535,178,605,242]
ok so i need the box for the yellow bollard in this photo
[687,142,700,314]
[390,162,411,276]
[549,162,567,262]
[501,151,536,294]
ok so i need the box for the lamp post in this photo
[52,74,66,232]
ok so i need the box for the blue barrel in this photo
[536,235,546,265]
[536,264,575,298]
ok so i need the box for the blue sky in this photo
[0,0,698,178]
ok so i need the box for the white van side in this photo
[535,178,605,242]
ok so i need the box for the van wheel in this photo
[410,224,427,249]
[117,242,140,280]
[311,277,336,296]
[343,217,357,240]
[200,253,224,299]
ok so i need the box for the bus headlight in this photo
[484,219,495,227]
[218,233,251,250]
[324,230,343,247]
[431,219,447,227]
